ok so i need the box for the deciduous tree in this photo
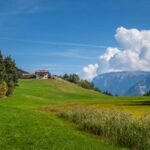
[0,81,7,97]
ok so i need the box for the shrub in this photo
[78,80,94,89]
[103,91,113,96]
[78,80,101,92]
[59,108,150,150]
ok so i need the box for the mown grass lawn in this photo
[0,79,150,149]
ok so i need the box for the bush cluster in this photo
[59,108,150,150]
[0,51,18,97]
[102,91,113,96]
[77,80,101,92]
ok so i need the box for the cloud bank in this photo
[83,27,150,80]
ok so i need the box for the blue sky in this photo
[0,0,150,75]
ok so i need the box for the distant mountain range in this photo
[92,71,150,96]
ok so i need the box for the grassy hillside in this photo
[0,79,150,149]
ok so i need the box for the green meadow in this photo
[1,79,150,150]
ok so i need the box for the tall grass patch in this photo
[59,108,150,150]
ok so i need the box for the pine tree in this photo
[69,74,80,83]
[63,73,69,81]
[4,56,18,96]
[0,51,5,84]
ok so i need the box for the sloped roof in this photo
[35,70,49,73]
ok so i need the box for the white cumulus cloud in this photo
[83,64,98,81]
[83,27,150,80]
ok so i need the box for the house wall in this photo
[36,74,49,79]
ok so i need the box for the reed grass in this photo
[59,108,150,150]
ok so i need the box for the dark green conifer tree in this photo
[0,51,5,84]
[4,56,18,96]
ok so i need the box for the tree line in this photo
[60,73,101,92]
[143,91,150,96]
[0,51,18,97]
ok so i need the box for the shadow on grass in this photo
[124,100,150,106]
